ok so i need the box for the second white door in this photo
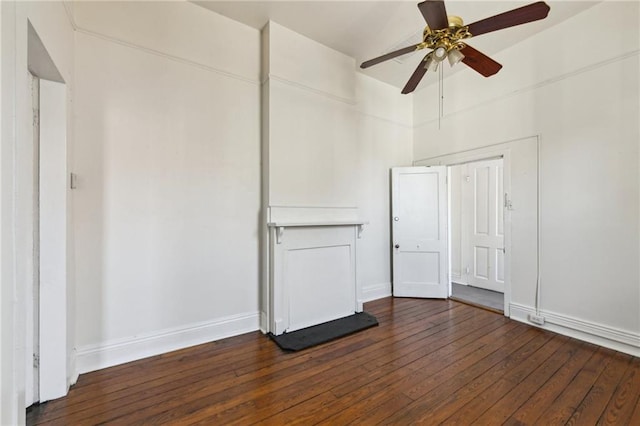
[464,159,505,293]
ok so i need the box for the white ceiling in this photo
[193,1,598,89]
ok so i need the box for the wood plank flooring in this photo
[27,297,640,425]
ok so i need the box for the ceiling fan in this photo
[360,0,551,94]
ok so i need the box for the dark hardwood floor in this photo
[27,297,640,425]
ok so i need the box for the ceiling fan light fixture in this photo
[423,53,435,70]
[434,46,447,61]
[447,48,465,67]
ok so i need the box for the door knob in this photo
[394,217,399,221]
[395,244,400,249]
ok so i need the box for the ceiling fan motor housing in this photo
[422,15,472,56]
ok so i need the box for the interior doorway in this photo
[448,158,505,313]
[24,21,71,405]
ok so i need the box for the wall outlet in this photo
[528,314,545,325]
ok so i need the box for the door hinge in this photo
[32,109,39,127]
[504,193,513,210]
[33,353,39,369]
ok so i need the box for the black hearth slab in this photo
[268,312,378,352]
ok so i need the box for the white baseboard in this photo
[510,303,640,357]
[360,282,392,303]
[76,312,260,374]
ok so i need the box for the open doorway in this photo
[448,158,505,313]
[24,21,71,406]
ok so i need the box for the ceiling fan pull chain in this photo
[438,63,444,129]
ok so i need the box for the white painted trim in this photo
[357,110,413,130]
[268,206,361,224]
[266,76,413,129]
[61,1,77,31]
[73,28,259,86]
[510,303,640,357]
[68,350,78,388]
[264,75,413,129]
[413,135,535,165]
[1,2,20,424]
[360,282,392,303]
[259,311,268,334]
[265,74,356,105]
[267,221,367,227]
[76,312,260,374]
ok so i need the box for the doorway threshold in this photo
[450,283,504,314]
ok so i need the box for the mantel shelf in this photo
[268,221,368,244]
[267,221,368,228]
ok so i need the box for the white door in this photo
[464,159,505,293]
[26,73,40,407]
[391,166,448,298]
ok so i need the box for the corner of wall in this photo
[361,282,392,303]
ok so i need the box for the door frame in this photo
[415,149,512,316]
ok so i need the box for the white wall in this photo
[413,2,640,354]
[355,73,413,300]
[1,0,75,423]
[264,21,358,208]
[261,22,412,323]
[72,1,261,372]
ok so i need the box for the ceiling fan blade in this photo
[418,0,449,30]
[467,1,550,37]
[401,54,431,94]
[460,44,502,77]
[360,44,422,69]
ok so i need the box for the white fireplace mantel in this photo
[265,215,366,335]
